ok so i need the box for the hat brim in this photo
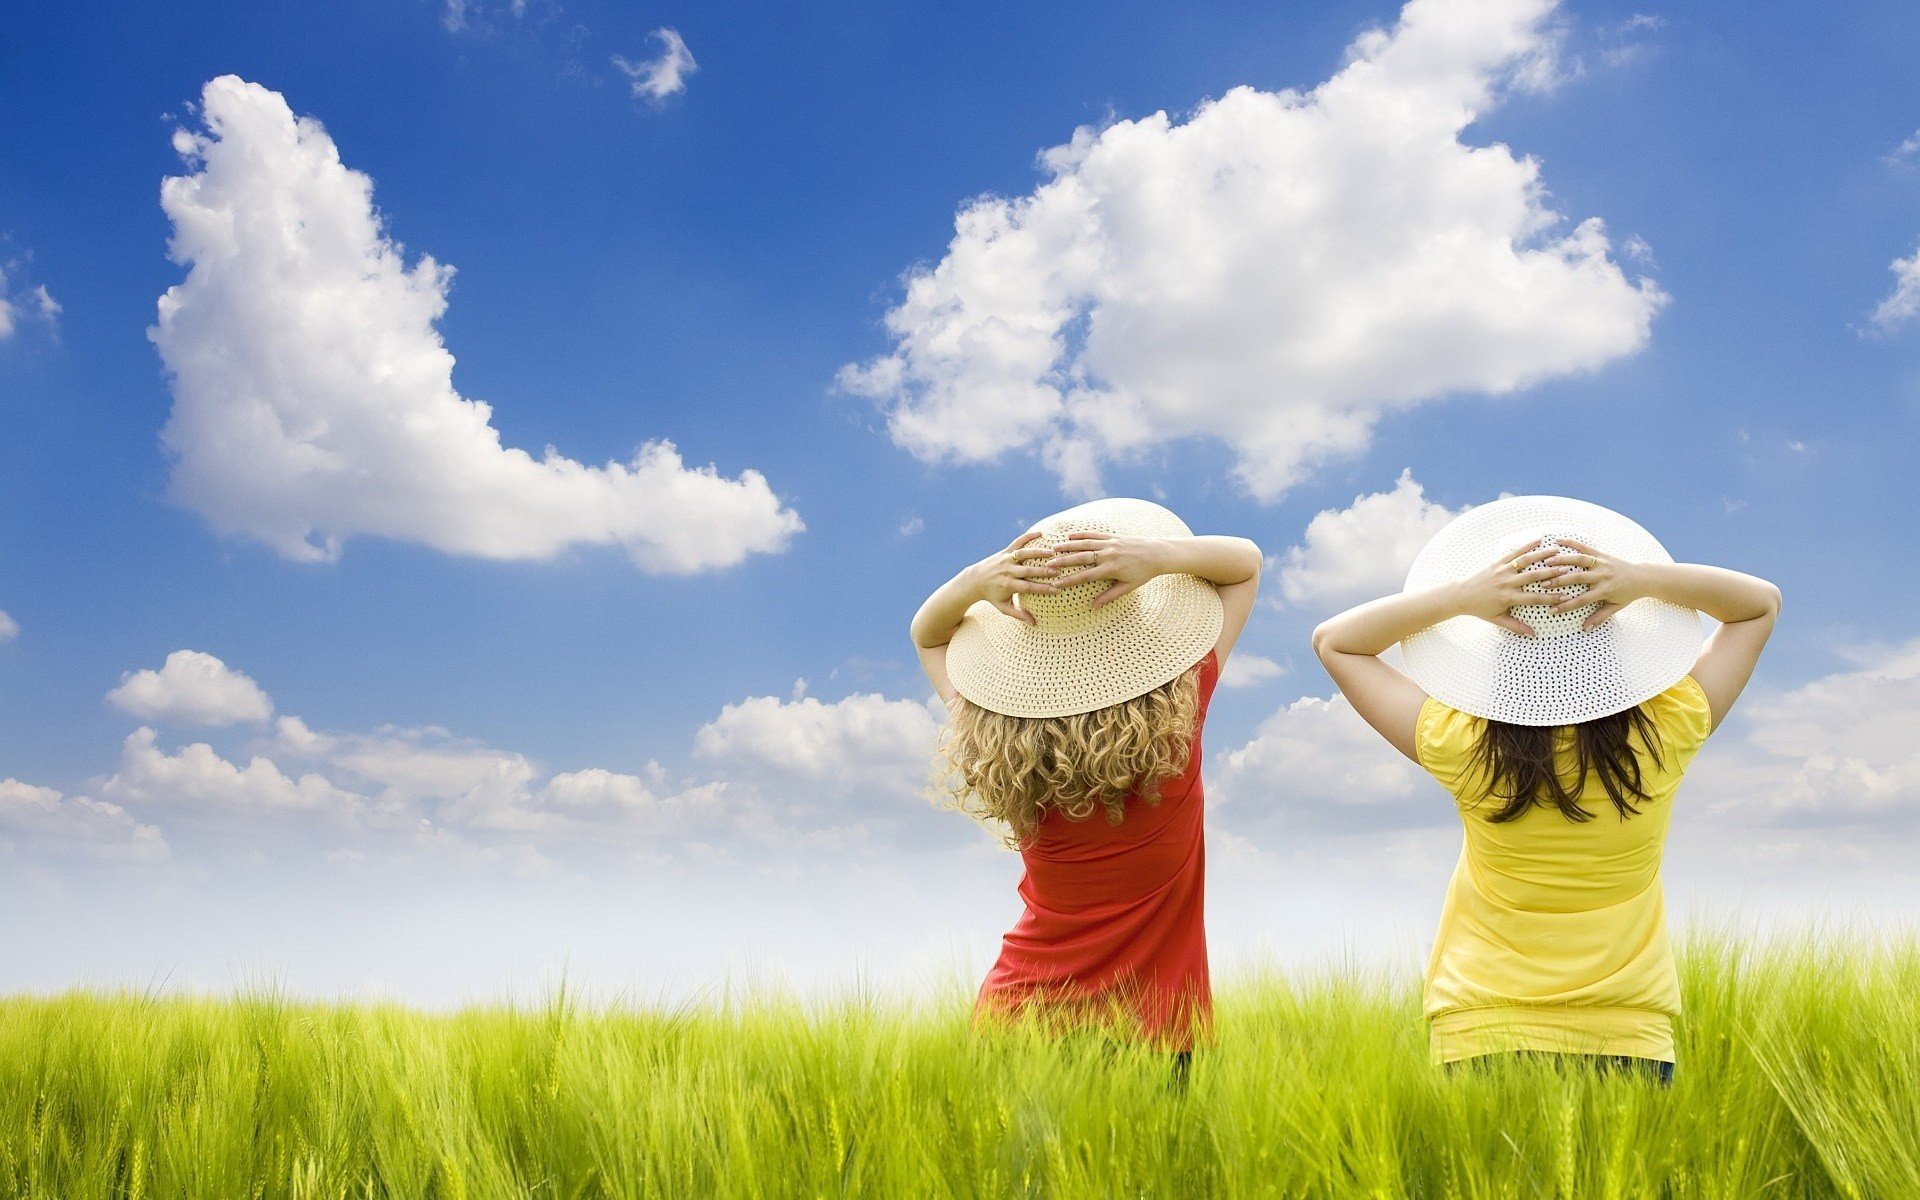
[1400,496,1705,726]
[946,572,1223,718]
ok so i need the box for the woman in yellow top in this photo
[1311,496,1780,1081]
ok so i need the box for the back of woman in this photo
[907,499,1261,1058]
[1311,496,1781,1081]
[981,648,1221,1045]
[1417,674,1712,1063]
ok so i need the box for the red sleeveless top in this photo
[974,649,1220,1051]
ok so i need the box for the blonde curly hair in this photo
[933,665,1202,850]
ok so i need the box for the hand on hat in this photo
[1450,544,1572,637]
[1044,532,1166,609]
[1538,538,1647,630]
[964,532,1063,625]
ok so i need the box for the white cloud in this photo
[1690,641,1920,825]
[614,29,697,102]
[1884,129,1920,165]
[1869,244,1920,332]
[107,650,274,726]
[1278,470,1466,611]
[695,692,943,788]
[839,0,1664,500]
[440,0,530,34]
[152,76,800,570]
[0,610,17,642]
[0,779,170,864]
[1219,653,1287,689]
[0,260,60,341]
[1211,692,1434,835]
[101,727,367,821]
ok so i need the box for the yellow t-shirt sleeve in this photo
[1640,673,1714,768]
[1415,694,1483,794]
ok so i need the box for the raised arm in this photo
[1311,545,1564,761]
[1047,533,1264,664]
[1535,540,1781,730]
[910,532,1062,703]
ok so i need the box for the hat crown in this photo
[1016,499,1194,631]
[946,497,1224,718]
[1400,495,1705,726]
[1511,532,1599,640]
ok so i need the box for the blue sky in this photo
[2,0,1918,1003]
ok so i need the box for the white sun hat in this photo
[1400,495,1704,726]
[945,498,1224,718]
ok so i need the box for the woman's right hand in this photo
[965,531,1062,624]
[1446,543,1572,636]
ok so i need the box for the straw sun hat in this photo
[946,499,1224,718]
[1400,495,1705,727]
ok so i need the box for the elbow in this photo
[1309,620,1336,663]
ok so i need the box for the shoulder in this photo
[1415,693,1483,789]
[1641,674,1713,756]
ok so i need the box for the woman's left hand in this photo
[1044,534,1168,609]
[1539,538,1649,629]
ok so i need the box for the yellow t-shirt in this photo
[1414,675,1713,1064]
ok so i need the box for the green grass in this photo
[2,933,1917,1198]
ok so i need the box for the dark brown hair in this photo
[1469,706,1665,823]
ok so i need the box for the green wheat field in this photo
[2,932,1916,1199]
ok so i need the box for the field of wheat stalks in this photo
[1,931,1916,1199]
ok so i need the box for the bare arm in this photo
[1311,545,1563,761]
[1537,541,1782,730]
[910,532,1061,703]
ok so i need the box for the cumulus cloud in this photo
[694,689,972,850]
[1277,470,1467,611]
[839,0,1664,500]
[0,779,169,864]
[1219,653,1287,689]
[0,260,60,342]
[614,29,697,102]
[1690,640,1920,825]
[0,610,17,642]
[694,692,943,785]
[151,76,800,570]
[107,650,274,726]
[101,727,368,821]
[1211,692,1435,836]
[1869,245,1920,332]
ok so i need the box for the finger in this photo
[1009,531,1045,550]
[990,598,1033,625]
[1043,551,1101,570]
[1548,568,1599,587]
[1010,580,1060,595]
[1499,546,1561,572]
[1062,531,1112,542]
[1009,564,1060,580]
[1088,580,1139,609]
[1011,544,1056,562]
[1050,563,1115,587]
[1487,613,1535,637]
[1515,565,1565,583]
[1548,591,1601,615]
[1553,537,1599,556]
[1582,602,1622,630]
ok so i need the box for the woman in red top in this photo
[909,498,1261,1067]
